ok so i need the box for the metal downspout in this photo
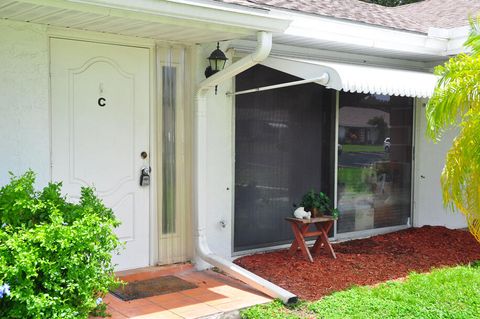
[194,31,298,304]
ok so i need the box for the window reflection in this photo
[337,93,413,233]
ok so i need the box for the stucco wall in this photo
[195,43,236,265]
[0,20,50,187]
[413,99,467,228]
[196,55,468,265]
[0,21,467,267]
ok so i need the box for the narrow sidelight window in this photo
[162,66,177,234]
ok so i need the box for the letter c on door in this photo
[98,97,106,107]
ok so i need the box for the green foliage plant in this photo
[0,171,121,318]
[297,189,339,218]
[426,18,480,242]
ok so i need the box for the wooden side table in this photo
[285,216,337,262]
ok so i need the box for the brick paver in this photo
[91,264,271,319]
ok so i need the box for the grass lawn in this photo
[241,264,480,319]
[342,144,384,153]
[338,167,370,193]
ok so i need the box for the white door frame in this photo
[47,27,159,268]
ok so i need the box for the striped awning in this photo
[262,56,437,98]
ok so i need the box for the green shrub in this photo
[0,171,121,318]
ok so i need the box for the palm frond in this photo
[441,111,480,241]
[426,55,480,139]
[426,16,480,242]
[466,17,480,57]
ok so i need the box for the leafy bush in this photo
[0,171,121,318]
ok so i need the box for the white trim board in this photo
[47,25,156,48]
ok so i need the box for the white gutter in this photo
[194,31,298,305]
[428,26,471,56]
[280,10,448,56]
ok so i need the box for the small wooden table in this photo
[285,216,337,262]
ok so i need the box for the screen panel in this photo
[337,93,413,233]
[234,65,335,251]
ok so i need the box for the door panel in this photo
[50,38,150,271]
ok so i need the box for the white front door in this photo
[50,38,151,271]
[413,99,466,228]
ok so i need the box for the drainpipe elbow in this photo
[251,31,272,63]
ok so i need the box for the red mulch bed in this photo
[234,226,480,300]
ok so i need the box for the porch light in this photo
[205,42,228,78]
[205,42,228,94]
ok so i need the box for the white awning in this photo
[261,57,438,98]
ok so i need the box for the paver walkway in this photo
[92,264,271,319]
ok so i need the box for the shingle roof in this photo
[215,0,480,33]
[391,0,480,30]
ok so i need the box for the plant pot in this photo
[310,207,323,218]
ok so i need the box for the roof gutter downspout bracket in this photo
[194,31,298,305]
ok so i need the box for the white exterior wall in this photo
[198,56,468,262]
[0,20,467,264]
[196,43,236,261]
[413,99,467,228]
[0,20,50,187]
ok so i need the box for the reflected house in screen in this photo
[337,93,413,234]
[339,104,390,147]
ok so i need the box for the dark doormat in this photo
[111,275,198,301]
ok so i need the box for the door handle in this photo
[140,166,151,186]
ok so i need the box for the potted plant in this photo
[296,189,339,218]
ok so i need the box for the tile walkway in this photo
[92,264,271,319]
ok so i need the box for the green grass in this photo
[241,265,480,319]
[342,144,384,153]
[338,167,370,194]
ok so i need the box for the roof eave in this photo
[16,0,292,35]
[428,26,471,55]
[276,10,450,59]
